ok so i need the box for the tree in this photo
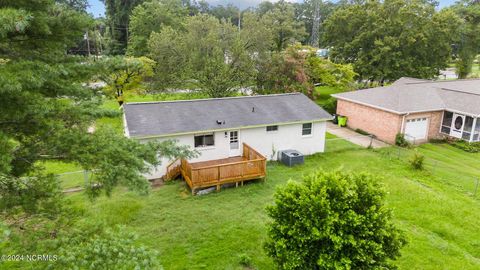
[323,0,461,82]
[0,0,194,214]
[56,0,89,12]
[265,170,406,270]
[102,0,145,55]
[293,0,339,47]
[256,45,356,97]
[54,224,160,270]
[0,3,195,267]
[128,0,188,56]
[99,56,155,105]
[261,1,307,51]
[208,3,241,26]
[148,14,256,97]
[451,0,480,78]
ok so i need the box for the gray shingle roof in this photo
[332,77,480,116]
[123,93,332,138]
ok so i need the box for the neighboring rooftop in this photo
[123,93,332,138]
[332,77,480,116]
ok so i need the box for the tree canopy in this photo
[450,0,480,78]
[323,0,461,82]
[148,14,258,97]
[256,45,356,97]
[102,0,145,54]
[0,0,193,213]
[128,0,188,56]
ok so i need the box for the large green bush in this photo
[395,133,410,147]
[265,170,406,270]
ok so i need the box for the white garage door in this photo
[405,118,428,142]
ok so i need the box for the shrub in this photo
[429,138,449,144]
[452,140,480,153]
[238,253,253,267]
[322,97,337,114]
[53,223,160,270]
[395,133,410,147]
[264,170,406,270]
[409,150,425,170]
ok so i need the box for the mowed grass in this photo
[66,138,480,270]
[314,86,343,106]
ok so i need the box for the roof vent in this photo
[216,120,225,125]
[252,107,255,112]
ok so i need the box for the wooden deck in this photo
[176,143,266,194]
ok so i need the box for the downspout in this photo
[400,113,410,135]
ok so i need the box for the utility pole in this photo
[310,0,321,48]
[238,10,241,31]
[85,30,91,57]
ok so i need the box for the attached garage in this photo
[332,77,480,145]
[404,118,428,142]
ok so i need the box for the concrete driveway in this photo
[326,122,389,149]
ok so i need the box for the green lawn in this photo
[65,138,480,270]
[471,64,480,77]
[315,86,343,104]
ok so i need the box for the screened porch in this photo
[440,111,480,142]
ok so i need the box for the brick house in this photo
[332,78,480,144]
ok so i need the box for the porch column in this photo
[471,117,478,142]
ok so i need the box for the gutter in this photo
[333,96,478,118]
[129,117,333,140]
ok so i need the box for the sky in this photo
[87,0,458,18]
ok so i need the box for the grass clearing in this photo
[314,86,343,104]
[66,138,480,269]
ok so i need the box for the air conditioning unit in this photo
[280,150,304,167]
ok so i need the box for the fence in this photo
[324,134,480,199]
[56,135,479,198]
[56,170,93,192]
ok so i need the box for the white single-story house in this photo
[332,78,480,144]
[123,93,332,186]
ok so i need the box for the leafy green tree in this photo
[99,56,155,105]
[261,0,307,51]
[128,0,188,56]
[0,0,194,214]
[256,45,356,97]
[241,11,275,54]
[56,0,89,12]
[208,3,241,26]
[293,0,339,47]
[451,0,480,78]
[102,0,145,55]
[148,14,256,97]
[265,170,406,270]
[323,0,461,82]
[307,53,357,89]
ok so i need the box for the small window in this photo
[266,125,278,132]
[302,123,312,136]
[194,133,214,148]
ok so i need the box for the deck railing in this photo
[180,143,266,192]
